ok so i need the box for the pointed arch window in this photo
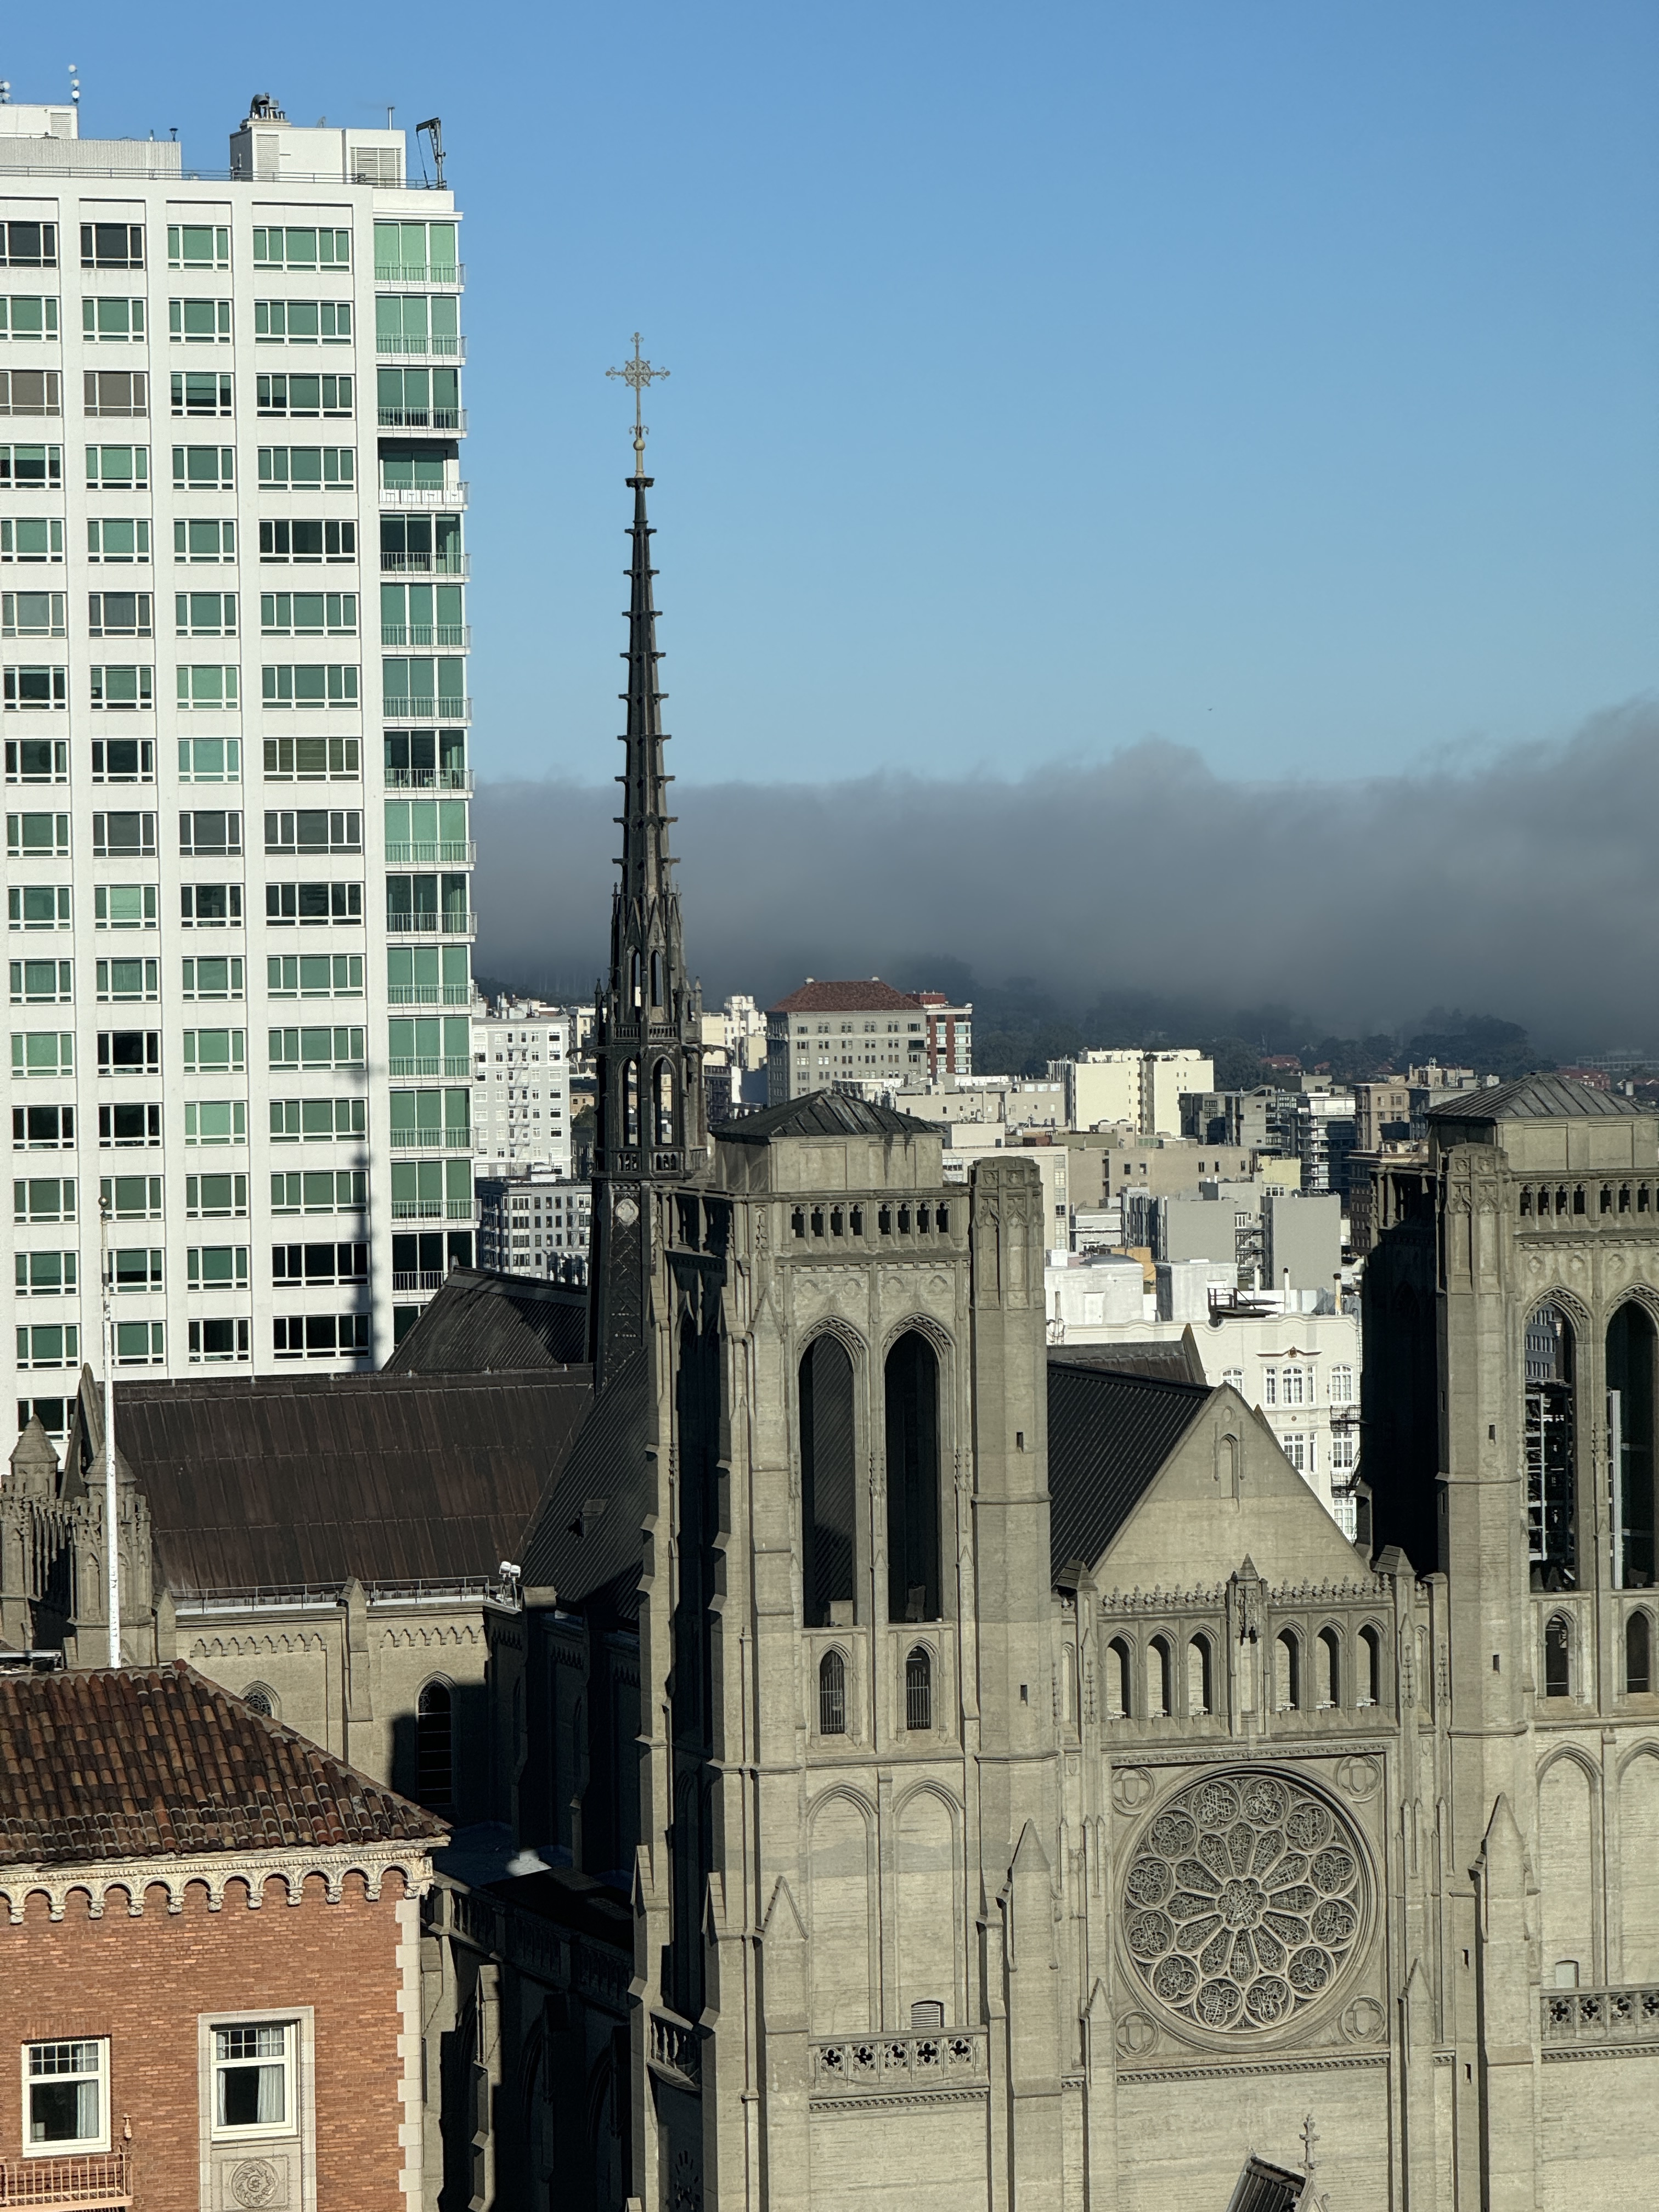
[1626,1610,1652,1697]
[1274,1630,1301,1712]
[1544,1613,1571,1699]
[1317,1626,1341,1708]
[628,948,642,1011]
[1186,1635,1212,1717]
[650,947,663,1006]
[818,1649,847,1735]
[1147,1635,1172,1719]
[905,1645,933,1731]
[1106,1637,1132,1720]
[885,1331,941,1623]
[623,1058,639,1146]
[1359,1623,1383,1706]
[416,1679,454,1807]
[799,1334,856,1627]
[1607,1302,1656,1592]
[654,1058,675,1148]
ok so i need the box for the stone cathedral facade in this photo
[517,443,1659,2210]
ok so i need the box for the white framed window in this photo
[24,2038,109,2152]
[211,2019,293,2137]
[1282,1432,1308,1472]
[1330,1364,1355,1404]
[1221,1367,1243,1392]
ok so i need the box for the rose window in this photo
[1121,1771,1365,2033]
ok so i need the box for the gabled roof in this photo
[1046,1358,1212,1579]
[1047,1335,1207,1387]
[0,1662,445,1865]
[713,1090,943,1144]
[383,1265,588,1372]
[110,1367,591,1592]
[770,979,922,1014]
[1427,1073,1647,1122]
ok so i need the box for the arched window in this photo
[1544,1614,1572,1699]
[623,1059,640,1146]
[885,1332,941,1623]
[800,1335,856,1627]
[1359,1624,1383,1706]
[654,1059,675,1148]
[1607,1304,1657,1591]
[1627,1611,1652,1697]
[416,1680,454,1807]
[1147,1635,1172,1719]
[1526,1302,1577,1588]
[1279,1630,1301,1708]
[650,948,663,1006]
[629,949,642,1011]
[905,1645,933,1731]
[241,1683,275,1720]
[818,1649,847,1735]
[1187,1635,1212,1718]
[1106,1637,1132,1720]
[1317,1627,1341,1708]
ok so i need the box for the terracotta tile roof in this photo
[0,1662,446,1865]
[769,979,923,1014]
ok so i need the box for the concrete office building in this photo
[476,1166,590,1285]
[1262,1189,1344,1299]
[1054,1046,1215,1136]
[2,90,475,1437]
[472,997,572,1173]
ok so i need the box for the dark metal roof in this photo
[1427,1074,1647,1122]
[383,1266,588,1373]
[1224,2157,1307,2212]
[1046,1358,1212,1579]
[111,1368,591,1592]
[1047,1336,1207,1386]
[713,1090,944,1144]
[519,1350,653,1606]
[0,1662,445,1864]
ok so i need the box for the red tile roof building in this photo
[0,1661,442,2211]
[765,979,972,1100]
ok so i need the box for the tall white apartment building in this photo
[2,92,475,1440]
[472,998,572,1173]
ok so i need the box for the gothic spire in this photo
[589,341,706,1392]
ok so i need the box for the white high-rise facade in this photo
[471,999,573,1175]
[2,92,475,1440]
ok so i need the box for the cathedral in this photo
[512,419,1659,2212]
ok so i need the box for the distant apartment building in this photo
[472,998,571,1173]
[1052,1047,1214,1136]
[1296,1088,1357,1197]
[766,978,969,1102]
[0,91,476,1438]
[1353,1080,1412,1152]
[476,1166,590,1284]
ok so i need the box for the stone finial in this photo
[7,1414,60,1500]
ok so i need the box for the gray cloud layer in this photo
[472,701,1658,1053]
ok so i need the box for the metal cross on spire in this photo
[606,332,670,472]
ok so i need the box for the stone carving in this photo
[1111,1767,1154,1814]
[1341,1995,1387,2042]
[229,2160,282,2208]
[1335,1754,1380,1800]
[1115,2010,1158,2056]
[1121,1771,1367,2036]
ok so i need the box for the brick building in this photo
[0,1660,443,2209]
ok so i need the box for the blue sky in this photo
[13,2,1658,787]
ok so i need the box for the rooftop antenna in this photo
[416,116,445,190]
[99,1198,120,1667]
[386,104,396,130]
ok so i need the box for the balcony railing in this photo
[380,551,467,577]
[383,766,471,791]
[383,840,473,866]
[811,2030,988,2098]
[386,908,475,939]
[392,1268,446,1290]
[391,1197,475,1220]
[377,407,466,432]
[388,983,472,1004]
[381,624,470,650]
[390,1129,472,1151]
[0,2147,133,2207]
[380,695,471,725]
[374,264,465,288]
[390,1056,471,1079]
[380,483,468,510]
[1543,1985,1659,2047]
[376,334,465,359]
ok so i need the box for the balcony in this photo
[810,2029,988,2101]
[388,983,472,1005]
[374,264,465,290]
[390,1056,471,1079]
[377,334,465,359]
[0,2147,132,2207]
[390,1130,472,1151]
[393,1268,446,1290]
[377,407,466,433]
[386,908,476,939]
[380,696,471,725]
[380,483,468,511]
[384,843,473,872]
[384,766,471,792]
[1543,1985,1659,2048]
[391,1198,475,1220]
[380,551,467,577]
[381,624,470,650]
